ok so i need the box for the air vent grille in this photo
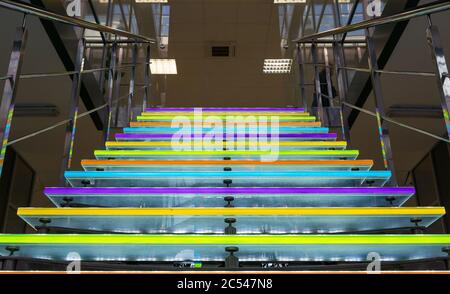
[207,42,236,58]
[211,46,230,57]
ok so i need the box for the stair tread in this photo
[18,207,444,235]
[1,234,450,262]
[43,186,413,208]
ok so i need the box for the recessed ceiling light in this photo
[263,59,293,74]
[150,59,177,75]
[273,0,306,3]
[135,0,168,3]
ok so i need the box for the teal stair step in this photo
[18,207,444,234]
[44,187,415,208]
[115,133,338,141]
[0,234,449,262]
[81,159,373,172]
[93,150,359,160]
[64,170,392,188]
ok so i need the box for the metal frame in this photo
[104,40,118,142]
[143,45,151,110]
[0,15,28,176]
[59,28,86,185]
[0,0,155,43]
[426,15,450,139]
[0,1,153,183]
[297,43,308,110]
[295,0,450,187]
[127,43,138,123]
[332,40,351,144]
[365,27,397,185]
[295,0,450,43]
[311,42,325,125]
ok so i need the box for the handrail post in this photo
[143,44,151,111]
[112,47,124,127]
[98,0,114,92]
[103,40,117,142]
[323,48,334,107]
[333,40,351,144]
[0,15,28,177]
[296,43,307,110]
[426,15,450,140]
[127,41,138,123]
[59,28,86,186]
[365,28,397,186]
[311,42,325,124]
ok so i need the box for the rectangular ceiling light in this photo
[263,59,293,74]
[135,0,168,3]
[150,59,177,75]
[274,0,306,3]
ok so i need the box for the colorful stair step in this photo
[130,121,322,127]
[140,112,311,117]
[93,150,359,160]
[136,115,317,122]
[81,159,373,172]
[140,112,310,116]
[64,170,392,187]
[18,207,444,234]
[43,186,415,208]
[105,141,348,151]
[122,127,329,134]
[1,234,450,262]
[115,133,338,141]
[144,107,306,112]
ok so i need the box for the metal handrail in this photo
[318,93,450,143]
[17,62,150,79]
[305,63,436,77]
[294,0,450,43]
[342,101,450,144]
[0,0,155,43]
[6,85,148,146]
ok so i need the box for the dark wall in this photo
[0,147,35,233]
[413,141,450,233]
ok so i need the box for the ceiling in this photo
[153,0,300,107]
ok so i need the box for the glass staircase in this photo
[1,107,450,270]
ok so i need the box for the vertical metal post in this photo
[297,43,307,110]
[112,47,124,127]
[426,16,450,139]
[333,41,351,144]
[143,44,151,111]
[331,0,342,28]
[311,0,317,33]
[323,48,334,107]
[0,16,28,177]
[98,0,114,92]
[104,41,117,142]
[127,42,138,123]
[311,42,325,124]
[365,28,397,186]
[59,28,86,185]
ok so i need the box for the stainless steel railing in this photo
[0,0,155,43]
[294,0,450,186]
[0,0,154,185]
